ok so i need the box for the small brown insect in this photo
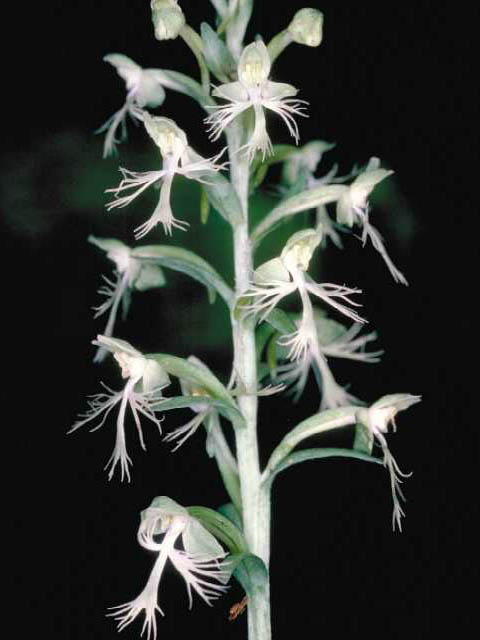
[228,596,248,621]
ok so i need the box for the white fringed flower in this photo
[280,140,361,248]
[275,311,382,408]
[97,54,167,158]
[245,228,365,324]
[337,157,408,284]
[69,336,170,481]
[205,41,308,162]
[109,497,228,640]
[88,236,166,363]
[356,394,421,531]
[106,115,227,238]
[245,228,366,409]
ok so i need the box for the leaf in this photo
[187,506,247,555]
[217,502,243,530]
[264,308,297,335]
[251,184,347,246]
[151,395,213,413]
[202,171,244,226]
[146,358,246,431]
[131,244,234,307]
[200,22,236,82]
[146,355,235,407]
[151,393,243,432]
[200,186,210,224]
[150,68,215,110]
[353,423,374,455]
[255,323,276,360]
[264,447,382,487]
[266,334,278,377]
[263,406,360,481]
[229,553,269,597]
[250,144,298,189]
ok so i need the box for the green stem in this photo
[228,119,272,640]
[180,25,210,93]
[267,29,293,64]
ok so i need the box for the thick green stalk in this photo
[228,120,272,640]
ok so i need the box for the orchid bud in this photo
[151,0,185,41]
[288,8,324,47]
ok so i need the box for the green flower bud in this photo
[288,8,324,47]
[151,0,185,41]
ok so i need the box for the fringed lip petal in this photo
[110,507,228,639]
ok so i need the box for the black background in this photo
[5,2,476,639]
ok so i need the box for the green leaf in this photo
[264,308,297,335]
[264,447,382,487]
[131,244,234,307]
[152,394,245,431]
[353,423,374,455]
[230,553,269,597]
[150,68,215,110]
[206,413,242,512]
[200,186,210,224]
[266,334,278,377]
[146,354,234,406]
[151,395,213,413]
[255,322,276,360]
[200,22,236,82]
[202,171,244,226]
[263,406,361,481]
[251,184,347,246]
[217,502,243,530]
[250,144,298,190]
[187,506,247,555]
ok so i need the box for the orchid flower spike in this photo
[69,336,170,482]
[274,310,382,408]
[356,394,421,531]
[97,54,167,158]
[109,497,228,640]
[106,114,228,238]
[88,236,166,363]
[205,40,308,162]
[337,157,408,284]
